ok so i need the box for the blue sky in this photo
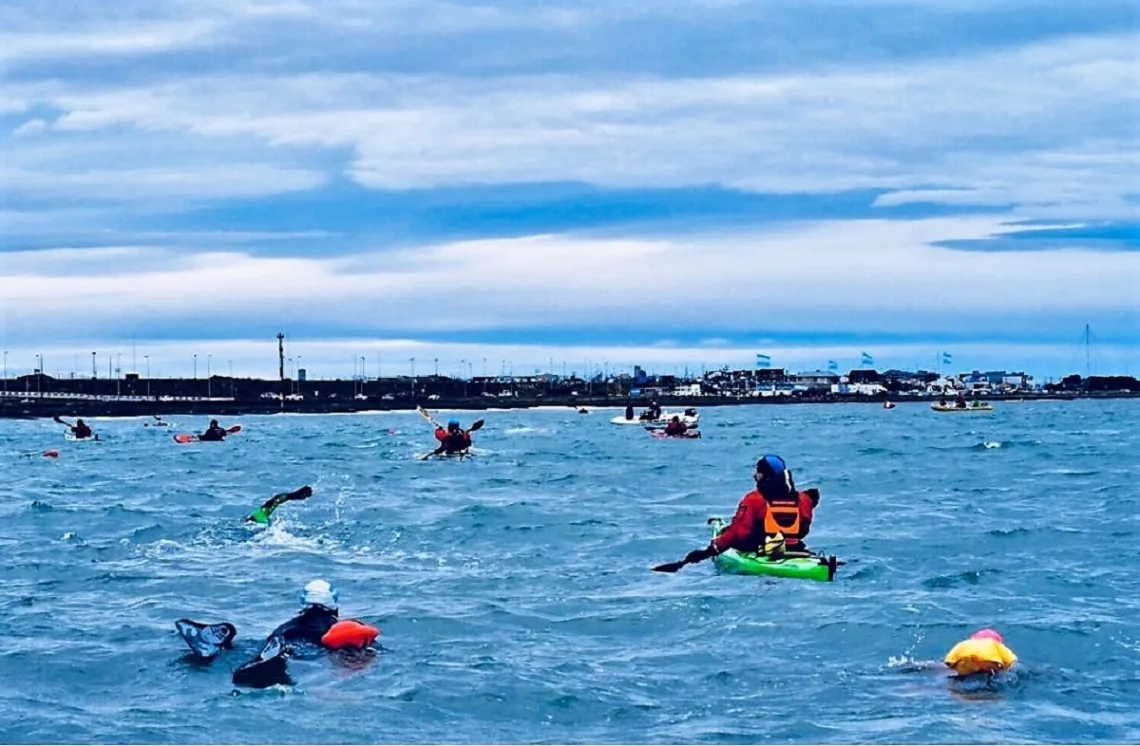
[1,0,1138,380]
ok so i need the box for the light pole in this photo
[2,350,7,393]
[207,354,212,398]
[228,360,234,397]
[193,353,198,379]
[145,355,151,397]
[434,357,438,377]
[36,354,42,397]
[410,357,416,396]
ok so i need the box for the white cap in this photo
[300,579,338,610]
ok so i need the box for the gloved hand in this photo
[684,544,717,565]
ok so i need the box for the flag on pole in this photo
[861,352,874,366]
[941,352,952,365]
[827,360,839,372]
[756,353,771,369]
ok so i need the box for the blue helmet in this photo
[756,454,787,477]
[448,417,461,427]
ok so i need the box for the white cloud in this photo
[2,30,1136,215]
[1,217,1137,343]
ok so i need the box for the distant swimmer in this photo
[247,485,313,525]
[145,415,170,427]
[944,628,1017,678]
[176,579,380,688]
[54,416,96,440]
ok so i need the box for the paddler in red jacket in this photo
[432,417,473,455]
[680,454,821,565]
[664,416,689,436]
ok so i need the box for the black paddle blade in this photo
[651,560,687,573]
[175,619,237,659]
[470,419,485,431]
[232,636,292,688]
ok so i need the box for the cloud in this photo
[2,216,1137,345]
[2,1,1137,377]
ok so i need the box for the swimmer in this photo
[944,628,1017,678]
[176,579,379,688]
[246,485,313,525]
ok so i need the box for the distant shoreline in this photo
[2,391,1137,420]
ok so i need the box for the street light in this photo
[207,354,213,398]
[3,350,7,393]
[410,357,416,396]
[193,353,198,379]
[145,355,151,397]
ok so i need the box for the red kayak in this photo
[174,425,242,443]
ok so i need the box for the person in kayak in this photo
[664,416,689,436]
[432,417,473,455]
[678,454,821,565]
[954,392,968,409]
[199,419,228,441]
[54,416,94,439]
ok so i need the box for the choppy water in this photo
[2,401,1139,744]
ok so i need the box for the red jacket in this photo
[712,488,816,553]
[664,421,687,436]
[435,427,472,452]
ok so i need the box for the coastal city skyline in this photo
[0,326,1129,384]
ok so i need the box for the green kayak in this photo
[708,517,839,582]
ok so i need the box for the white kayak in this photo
[611,411,700,428]
[931,403,994,412]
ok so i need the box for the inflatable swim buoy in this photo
[944,628,1017,676]
[43,450,59,458]
[321,619,380,650]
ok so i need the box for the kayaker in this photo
[677,454,821,565]
[954,392,967,409]
[432,417,473,455]
[54,416,93,439]
[625,403,635,420]
[664,416,689,436]
[199,419,228,442]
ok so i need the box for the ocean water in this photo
[2,400,1138,744]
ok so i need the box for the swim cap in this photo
[301,579,339,610]
[448,417,460,427]
[970,628,1003,643]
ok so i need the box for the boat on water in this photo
[611,407,700,428]
[931,402,994,412]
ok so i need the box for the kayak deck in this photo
[708,517,838,582]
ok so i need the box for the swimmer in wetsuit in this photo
[176,579,345,688]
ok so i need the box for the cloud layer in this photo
[1,1,1137,377]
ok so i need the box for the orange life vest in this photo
[761,490,803,540]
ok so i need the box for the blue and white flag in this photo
[861,352,874,366]
[941,352,953,365]
[827,360,839,372]
[755,353,771,369]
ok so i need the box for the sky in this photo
[1,0,1138,381]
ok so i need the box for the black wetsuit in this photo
[199,426,227,442]
[232,605,339,688]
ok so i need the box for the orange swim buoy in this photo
[321,619,380,650]
[43,450,59,458]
